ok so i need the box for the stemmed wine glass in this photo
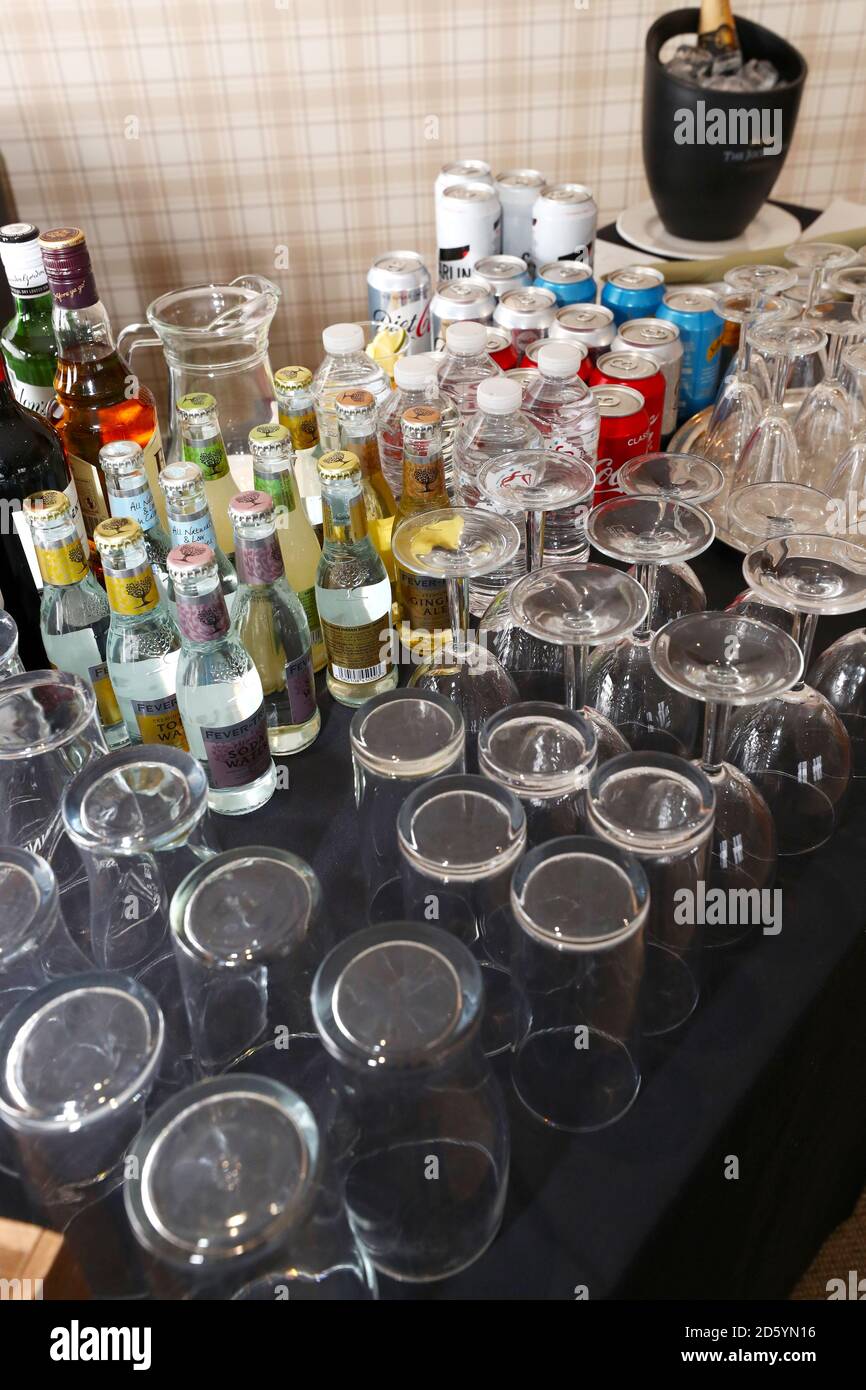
[730,322,826,493]
[475,450,595,699]
[782,242,857,392]
[793,305,862,488]
[726,481,831,637]
[650,612,803,942]
[828,264,866,330]
[508,564,647,763]
[617,452,723,628]
[583,496,714,755]
[391,506,521,763]
[839,342,866,431]
[725,534,866,854]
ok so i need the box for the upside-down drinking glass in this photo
[478,702,598,845]
[730,323,826,492]
[794,305,861,489]
[0,848,91,1025]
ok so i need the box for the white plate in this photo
[617,198,803,261]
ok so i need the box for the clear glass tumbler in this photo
[124,1076,376,1300]
[478,701,598,844]
[510,835,648,1131]
[587,752,715,1037]
[312,922,510,1283]
[350,689,466,924]
[0,848,91,1026]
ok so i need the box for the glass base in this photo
[512,1027,640,1132]
[700,761,777,947]
[206,761,277,815]
[326,666,399,708]
[643,942,700,1037]
[267,708,321,755]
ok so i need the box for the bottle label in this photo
[68,454,111,534]
[253,467,296,514]
[322,494,369,544]
[320,613,393,684]
[5,370,57,419]
[89,661,123,728]
[12,480,87,590]
[168,502,217,549]
[202,704,271,788]
[279,406,320,452]
[105,560,161,616]
[108,477,158,531]
[398,570,450,632]
[133,693,189,749]
[297,585,322,646]
[284,652,318,724]
[235,534,284,586]
[175,590,230,642]
[403,453,447,503]
[183,430,230,482]
[34,533,90,587]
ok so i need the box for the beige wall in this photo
[4,0,865,385]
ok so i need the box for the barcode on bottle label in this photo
[321,612,392,684]
[330,661,390,683]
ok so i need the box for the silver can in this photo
[434,159,494,203]
[494,168,547,266]
[474,254,531,297]
[612,317,683,437]
[549,303,615,361]
[437,182,501,283]
[431,278,497,352]
[493,286,557,355]
[531,183,598,269]
[367,251,432,355]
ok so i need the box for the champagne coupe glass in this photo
[391,506,521,763]
[476,450,595,700]
[650,612,803,942]
[782,243,856,392]
[508,563,647,763]
[725,534,866,854]
[584,497,714,755]
[730,323,827,493]
[793,306,862,488]
[617,451,723,627]
[828,264,866,331]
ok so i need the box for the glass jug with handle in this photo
[117,276,281,486]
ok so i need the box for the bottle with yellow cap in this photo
[23,490,129,749]
[393,405,451,645]
[274,366,323,535]
[177,393,238,557]
[335,390,396,520]
[94,516,189,751]
[249,422,326,672]
[315,450,397,707]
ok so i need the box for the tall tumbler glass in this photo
[510,836,648,1131]
[124,1076,376,1300]
[478,701,598,845]
[0,972,164,1296]
[587,752,715,1037]
[0,848,91,1024]
[350,689,465,924]
[312,922,510,1283]
[398,772,526,1055]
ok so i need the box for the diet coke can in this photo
[590,385,652,503]
[521,336,590,381]
[434,159,494,202]
[486,326,520,371]
[431,278,497,351]
[531,183,598,269]
[475,254,531,297]
[589,351,665,450]
[494,168,547,267]
[367,251,432,355]
[493,286,557,356]
[436,182,501,283]
[549,304,616,362]
[612,318,683,438]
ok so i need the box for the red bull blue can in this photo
[533,261,597,306]
[600,266,666,326]
[656,288,724,421]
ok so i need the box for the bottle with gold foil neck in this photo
[393,406,451,643]
[94,516,188,751]
[335,389,396,521]
[177,392,238,557]
[698,0,740,59]
[24,490,128,748]
[315,450,397,707]
[274,365,323,535]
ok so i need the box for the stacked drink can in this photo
[367,252,432,354]
[601,267,666,326]
[611,318,683,438]
[531,184,598,269]
[494,168,546,265]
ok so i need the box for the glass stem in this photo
[826,331,843,380]
[792,611,818,682]
[771,350,788,407]
[701,699,730,773]
[447,576,469,655]
[806,265,823,313]
[526,508,545,574]
[634,561,657,635]
[563,643,587,710]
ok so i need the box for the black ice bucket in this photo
[643,8,808,241]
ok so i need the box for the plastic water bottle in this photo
[454,375,541,614]
[377,353,451,499]
[312,323,390,453]
[521,341,600,563]
[437,321,503,417]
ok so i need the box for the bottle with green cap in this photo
[249,422,325,672]
[275,365,323,535]
[177,392,238,556]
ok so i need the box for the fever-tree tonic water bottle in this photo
[100,440,172,601]
[315,451,397,707]
[159,461,238,616]
[248,422,326,672]
[168,542,276,815]
[177,393,239,557]
[23,490,128,749]
[94,517,189,751]
[335,390,396,520]
[275,366,323,535]
[229,490,321,756]
[393,406,451,651]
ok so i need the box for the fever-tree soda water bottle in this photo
[177,393,239,556]
[248,422,326,672]
[275,366,323,534]
[159,462,238,616]
[229,490,320,755]
[23,490,128,749]
[94,517,189,750]
[169,542,276,815]
[315,451,397,707]
[393,406,450,647]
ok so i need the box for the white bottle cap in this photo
[477,376,522,415]
[445,320,488,355]
[537,341,583,378]
[394,353,439,389]
[322,322,365,354]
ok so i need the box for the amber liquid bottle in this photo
[38,228,167,539]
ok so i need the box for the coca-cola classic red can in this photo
[589,352,665,451]
[590,384,651,503]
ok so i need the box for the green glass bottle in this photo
[0,223,58,420]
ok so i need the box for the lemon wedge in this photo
[410,515,466,557]
[366,325,408,382]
